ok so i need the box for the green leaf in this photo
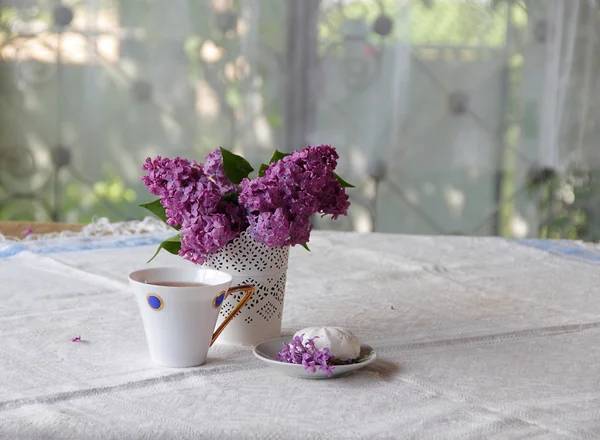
[147,234,182,263]
[334,173,355,188]
[140,199,180,230]
[330,354,369,365]
[258,164,269,177]
[268,149,289,163]
[300,243,311,251]
[222,192,239,205]
[140,199,167,223]
[220,147,254,184]
[258,150,290,177]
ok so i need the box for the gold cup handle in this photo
[210,284,255,346]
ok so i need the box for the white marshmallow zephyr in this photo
[294,326,361,360]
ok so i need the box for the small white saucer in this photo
[253,337,377,379]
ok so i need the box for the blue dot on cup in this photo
[214,292,225,308]
[147,294,163,310]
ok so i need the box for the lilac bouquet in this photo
[141,145,353,264]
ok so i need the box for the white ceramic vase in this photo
[203,232,290,346]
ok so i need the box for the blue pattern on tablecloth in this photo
[518,238,600,262]
[3,234,600,264]
[0,236,164,259]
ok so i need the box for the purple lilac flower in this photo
[179,213,239,264]
[141,154,244,264]
[202,149,240,194]
[141,156,216,227]
[238,145,350,248]
[277,334,336,377]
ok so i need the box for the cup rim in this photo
[128,266,233,288]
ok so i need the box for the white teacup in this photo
[129,267,254,368]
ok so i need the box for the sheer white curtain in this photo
[538,0,581,170]
[512,0,599,237]
[1,0,598,240]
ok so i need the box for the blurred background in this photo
[1,0,600,240]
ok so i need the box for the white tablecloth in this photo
[1,229,599,439]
